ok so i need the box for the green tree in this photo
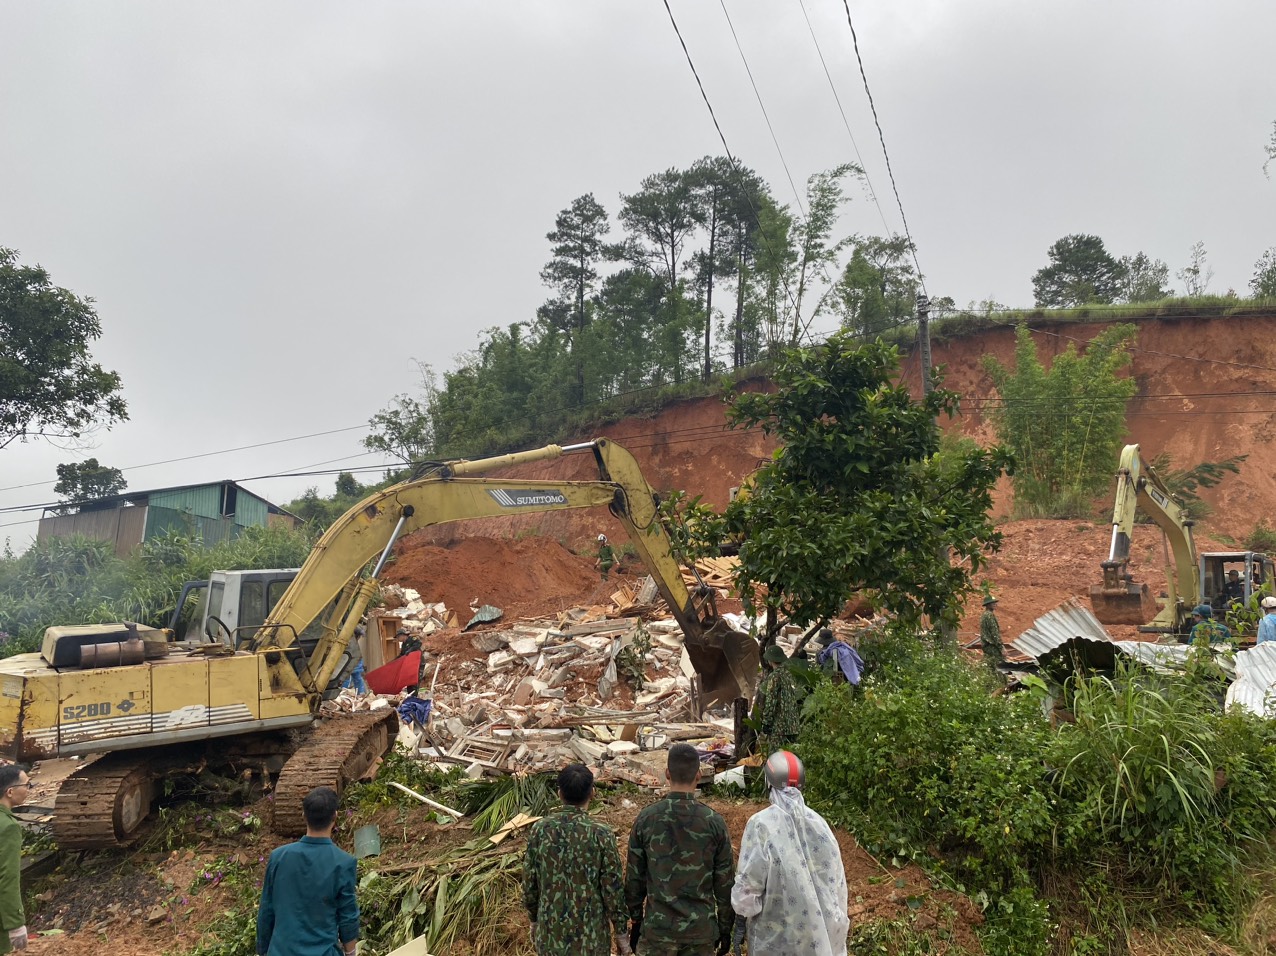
[538,194,610,406]
[1250,247,1276,297]
[788,164,861,343]
[1031,234,1126,307]
[1119,252,1172,303]
[0,247,128,450]
[364,360,438,464]
[1176,240,1213,296]
[747,196,798,356]
[685,156,764,381]
[333,472,362,498]
[720,333,1011,640]
[53,458,126,506]
[830,235,919,337]
[983,323,1138,517]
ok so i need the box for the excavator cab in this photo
[1200,552,1273,616]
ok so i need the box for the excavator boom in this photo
[253,437,758,707]
[1090,444,1199,632]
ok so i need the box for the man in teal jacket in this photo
[0,764,30,953]
[257,787,359,956]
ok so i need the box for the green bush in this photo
[1048,668,1276,932]
[1245,521,1276,554]
[798,647,1054,954]
[0,524,315,658]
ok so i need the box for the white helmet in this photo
[598,534,607,542]
[1262,596,1276,610]
[763,750,805,791]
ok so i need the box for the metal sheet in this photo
[1226,642,1276,717]
[1010,598,1113,661]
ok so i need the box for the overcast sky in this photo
[3,1,1273,547]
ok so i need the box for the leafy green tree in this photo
[747,196,798,356]
[983,323,1138,517]
[1264,120,1275,179]
[53,458,126,506]
[1250,247,1276,297]
[1119,252,1172,303]
[1031,234,1126,306]
[830,234,919,337]
[364,360,438,464]
[685,156,767,379]
[538,194,609,405]
[787,164,861,343]
[719,333,1011,640]
[334,472,362,498]
[1176,240,1213,296]
[0,247,128,450]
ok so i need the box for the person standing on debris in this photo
[0,765,30,953]
[625,743,734,956]
[979,595,1006,676]
[1258,596,1276,645]
[595,534,615,580]
[1189,603,1231,647]
[343,625,368,695]
[256,786,359,956]
[754,644,802,752]
[524,763,630,956]
[730,751,848,956]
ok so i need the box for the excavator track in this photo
[54,750,176,849]
[271,710,398,836]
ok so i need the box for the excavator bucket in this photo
[683,619,760,709]
[1089,581,1158,626]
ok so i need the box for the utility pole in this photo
[917,292,933,395]
[918,292,955,647]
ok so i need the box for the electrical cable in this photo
[795,0,894,238]
[837,0,926,294]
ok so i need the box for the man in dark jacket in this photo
[626,744,734,955]
[257,787,359,956]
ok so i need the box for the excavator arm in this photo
[1091,443,1199,632]
[250,438,758,708]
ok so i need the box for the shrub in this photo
[1245,521,1276,555]
[1048,667,1276,933]
[798,646,1054,954]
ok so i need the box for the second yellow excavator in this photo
[0,437,758,848]
[1090,443,1273,636]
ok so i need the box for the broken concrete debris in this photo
[331,589,748,786]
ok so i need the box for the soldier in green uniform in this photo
[595,534,615,580]
[625,744,734,956]
[979,594,1005,677]
[524,764,631,956]
[755,644,802,753]
[0,765,30,953]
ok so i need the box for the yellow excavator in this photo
[0,437,758,848]
[1090,443,1273,637]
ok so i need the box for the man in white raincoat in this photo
[730,751,848,956]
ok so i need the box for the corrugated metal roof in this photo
[1011,598,1112,661]
[1011,598,1235,678]
[1226,643,1276,717]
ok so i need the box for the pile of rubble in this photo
[325,579,748,786]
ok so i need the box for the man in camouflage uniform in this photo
[523,763,631,956]
[625,744,734,956]
[979,594,1005,677]
[755,644,802,752]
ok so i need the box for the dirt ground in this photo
[24,786,984,956]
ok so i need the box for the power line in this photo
[795,0,894,238]
[0,423,370,494]
[837,0,925,293]
[719,0,807,217]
